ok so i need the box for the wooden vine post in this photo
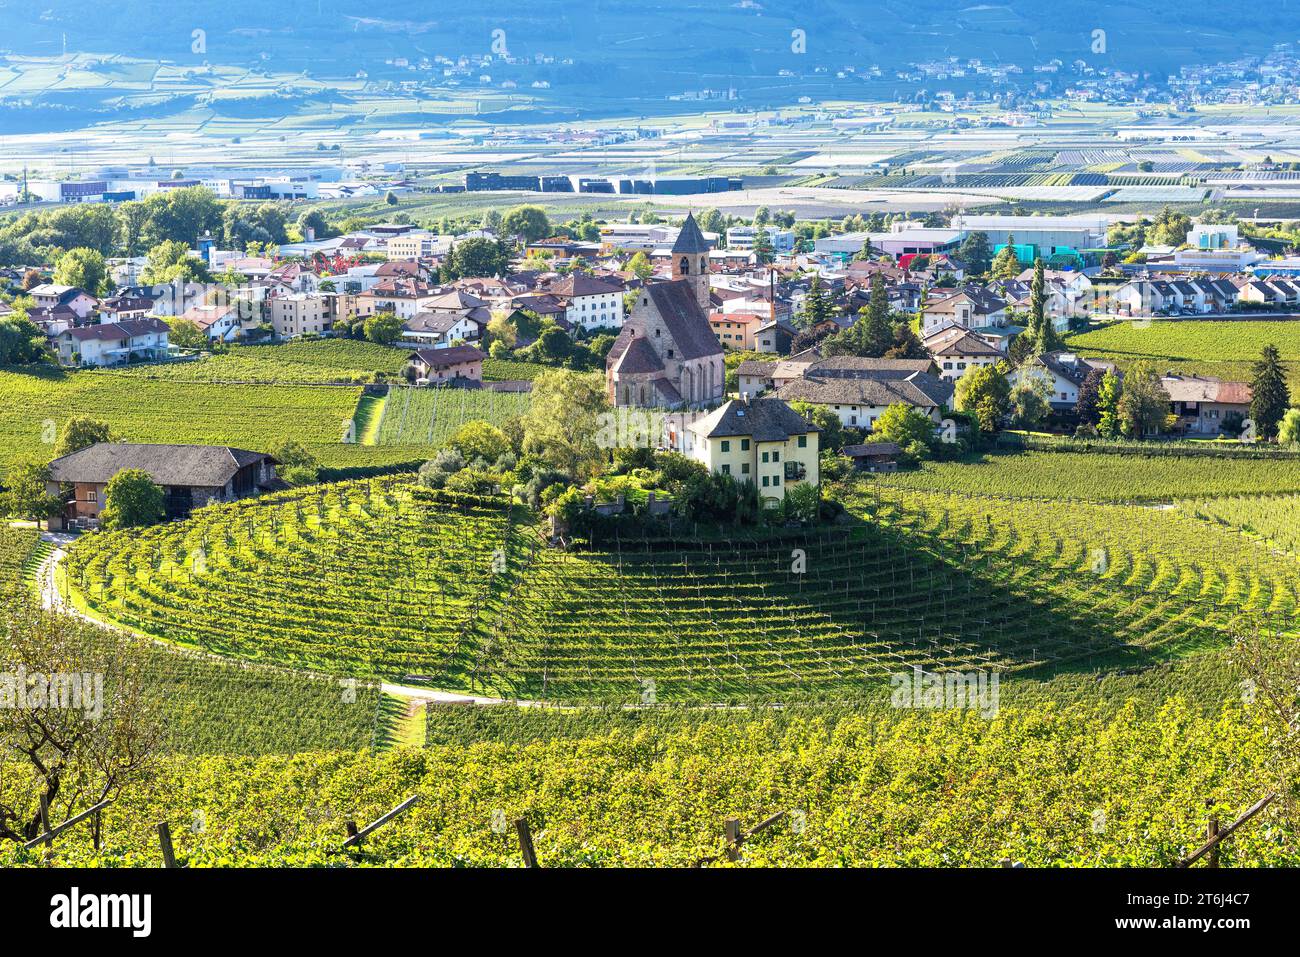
[724,818,742,862]
[157,821,177,868]
[515,818,538,868]
[1177,793,1275,868]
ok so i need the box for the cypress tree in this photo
[1250,342,1290,441]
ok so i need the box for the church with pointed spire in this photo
[606,212,724,409]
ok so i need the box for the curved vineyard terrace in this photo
[60,475,1298,702]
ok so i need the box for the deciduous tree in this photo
[53,417,113,458]
[99,469,165,530]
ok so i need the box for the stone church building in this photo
[606,212,725,408]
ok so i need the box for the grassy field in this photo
[0,362,453,474]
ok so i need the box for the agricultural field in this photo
[103,340,410,385]
[59,471,1294,703]
[142,652,388,755]
[1,701,1292,867]
[1186,494,1300,558]
[488,480,1297,698]
[869,450,1300,502]
[483,357,552,381]
[375,387,532,446]
[1065,320,1300,386]
[1,524,387,754]
[63,477,522,681]
[0,525,39,601]
[0,366,363,473]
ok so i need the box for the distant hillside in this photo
[0,0,1276,113]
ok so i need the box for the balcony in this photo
[784,462,807,483]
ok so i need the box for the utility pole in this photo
[769,265,775,324]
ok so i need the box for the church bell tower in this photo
[671,211,711,311]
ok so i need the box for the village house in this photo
[97,294,157,322]
[1161,374,1252,435]
[46,443,278,529]
[374,260,436,284]
[753,318,797,354]
[27,305,81,336]
[686,395,820,506]
[921,286,1010,335]
[406,345,486,385]
[267,261,320,294]
[267,292,331,338]
[1011,351,1116,409]
[773,358,952,430]
[28,284,99,321]
[392,290,491,344]
[402,311,484,348]
[356,277,443,319]
[544,273,626,331]
[922,325,1005,382]
[1239,279,1299,308]
[178,302,247,342]
[1112,277,1240,316]
[738,354,936,398]
[508,293,569,324]
[56,318,171,367]
[709,311,765,350]
[215,256,275,281]
[385,233,451,261]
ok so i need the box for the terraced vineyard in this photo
[1186,493,1300,557]
[64,477,520,681]
[0,525,38,600]
[863,486,1300,623]
[142,651,387,755]
[871,451,1300,502]
[482,357,552,381]
[481,485,1297,700]
[376,386,532,446]
[59,468,1300,703]
[2,523,386,754]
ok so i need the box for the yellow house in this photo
[708,311,764,350]
[687,396,820,505]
